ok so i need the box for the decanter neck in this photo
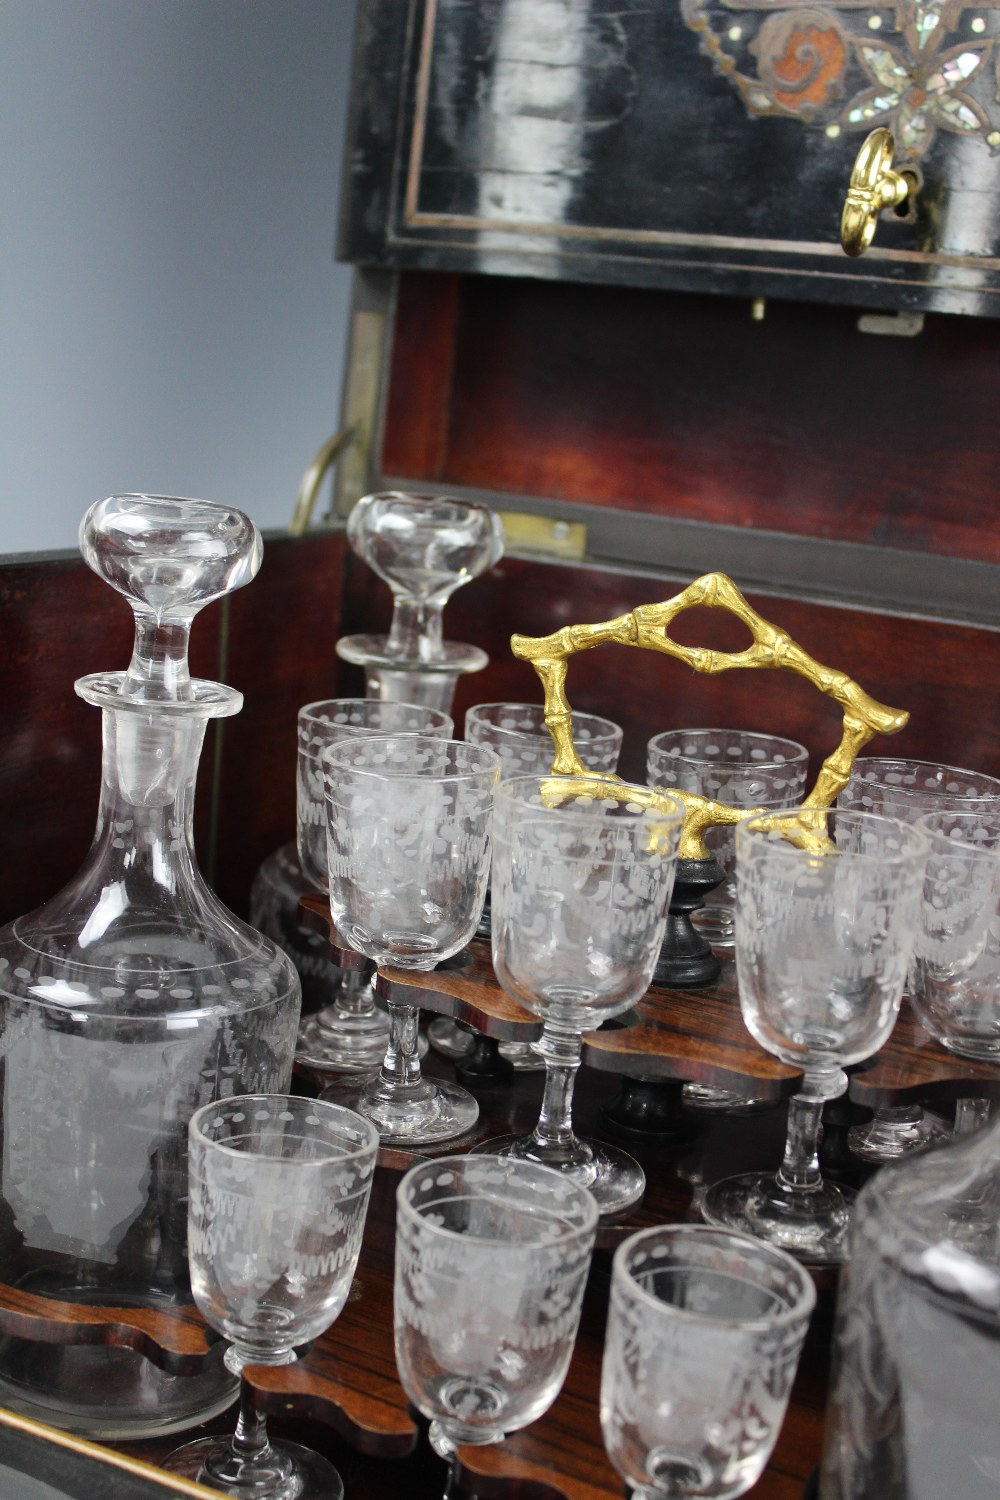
[91,706,207,886]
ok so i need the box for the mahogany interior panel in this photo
[339,550,1000,788]
[212,530,348,914]
[382,271,1000,564]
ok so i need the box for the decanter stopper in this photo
[346,491,504,662]
[80,494,263,703]
[336,491,504,710]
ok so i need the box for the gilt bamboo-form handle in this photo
[512,572,909,857]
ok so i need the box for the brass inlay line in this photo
[398,206,999,273]
[0,1406,223,1497]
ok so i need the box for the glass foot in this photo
[689,903,734,947]
[295,1005,391,1073]
[163,1434,343,1500]
[701,1171,856,1265]
[848,1105,949,1162]
[499,1040,545,1072]
[682,1082,773,1114]
[426,1015,475,1060]
[320,1073,479,1146]
[428,1017,544,1072]
[472,1133,644,1217]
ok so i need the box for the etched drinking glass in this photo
[320,734,499,1144]
[295,698,453,1073]
[702,808,927,1263]
[647,728,809,1113]
[394,1155,598,1496]
[601,1224,814,1500]
[297,698,454,890]
[427,702,624,1069]
[910,806,1000,1069]
[840,756,1000,1158]
[477,774,685,1215]
[467,702,623,779]
[647,728,809,947]
[163,1095,378,1500]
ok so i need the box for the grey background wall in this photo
[1,0,359,555]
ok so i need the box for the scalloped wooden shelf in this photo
[301,894,1000,1109]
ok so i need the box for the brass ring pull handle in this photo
[289,426,356,536]
[511,572,909,858]
[841,128,909,257]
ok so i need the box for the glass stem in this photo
[776,1094,824,1193]
[530,1024,582,1153]
[955,1096,991,1136]
[334,967,374,1019]
[378,997,423,1090]
[230,1375,271,1465]
[428,1421,459,1500]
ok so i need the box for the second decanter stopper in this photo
[336,490,504,710]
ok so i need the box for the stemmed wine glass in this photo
[601,1224,815,1500]
[646,728,809,948]
[910,806,1000,1072]
[702,807,927,1263]
[163,1095,378,1500]
[647,727,808,1114]
[476,774,685,1215]
[428,701,624,1068]
[394,1154,598,1497]
[320,734,499,1144]
[295,698,453,1072]
[839,756,1000,1158]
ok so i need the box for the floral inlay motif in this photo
[680,0,1000,158]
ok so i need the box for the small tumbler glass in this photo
[395,1154,597,1496]
[601,1224,815,1500]
[646,728,809,947]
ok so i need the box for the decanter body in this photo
[0,497,301,1438]
[820,1116,1000,1499]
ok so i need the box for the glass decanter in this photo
[820,1115,1000,1499]
[0,496,301,1440]
[335,490,505,710]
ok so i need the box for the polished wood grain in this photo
[383,272,1000,565]
[0,1284,216,1375]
